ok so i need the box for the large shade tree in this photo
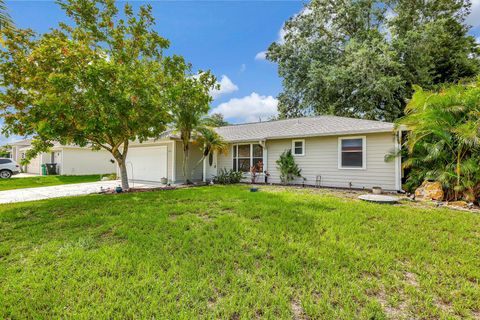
[397,79,480,201]
[267,0,480,121]
[0,0,200,189]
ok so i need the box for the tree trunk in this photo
[455,150,462,200]
[117,157,130,190]
[182,144,190,184]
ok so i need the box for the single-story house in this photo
[125,116,403,192]
[10,140,116,175]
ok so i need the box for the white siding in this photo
[61,148,116,175]
[205,152,218,182]
[174,141,204,183]
[216,132,398,191]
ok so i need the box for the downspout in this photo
[202,156,207,182]
[259,139,268,183]
[395,130,403,192]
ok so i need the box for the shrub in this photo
[276,149,302,184]
[397,80,480,202]
[213,169,244,184]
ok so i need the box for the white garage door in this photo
[26,156,41,174]
[126,146,168,182]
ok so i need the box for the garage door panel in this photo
[126,146,167,182]
[27,156,40,174]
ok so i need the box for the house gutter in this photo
[221,128,396,144]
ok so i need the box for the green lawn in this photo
[0,185,479,319]
[0,175,105,191]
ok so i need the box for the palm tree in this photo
[191,126,228,174]
[397,80,480,201]
[171,73,216,184]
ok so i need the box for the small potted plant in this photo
[372,186,382,195]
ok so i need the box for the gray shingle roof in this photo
[215,116,394,142]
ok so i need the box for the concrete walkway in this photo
[0,180,156,204]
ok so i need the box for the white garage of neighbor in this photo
[10,140,116,176]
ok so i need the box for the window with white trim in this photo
[339,137,366,169]
[232,144,263,173]
[292,139,305,156]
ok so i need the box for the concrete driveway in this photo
[0,180,156,204]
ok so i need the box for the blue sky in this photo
[1,0,479,144]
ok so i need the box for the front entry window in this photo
[233,144,264,173]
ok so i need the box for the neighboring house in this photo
[10,140,116,175]
[125,116,403,191]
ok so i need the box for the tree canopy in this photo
[0,0,214,189]
[203,113,230,127]
[267,0,480,121]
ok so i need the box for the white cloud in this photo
[210,92,278,123]
[256,7,311,60]
[255,51,267,60]
[277,26,287,44]
[210,75,239,100]
[467,0,480,27]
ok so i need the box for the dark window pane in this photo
[294,141,303,148]
[342,152,363,167]
[238,159,250,172]
[0,159,11,164]
[294,147,303,155]
[253,144,263,157]
[253,158,263,171]
[238,145,250,157]
[342,139,362,152]
[233,159,237,171]
[233,145,237,157]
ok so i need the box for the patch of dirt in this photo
[404,272,419,287]
[207,296,216,309]
[471,309,480,319]
[434,298,454,315]
[375,287,409,320]
[291,299,308,320]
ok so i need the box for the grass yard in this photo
[0,185,479,319]
[0,174,105,191]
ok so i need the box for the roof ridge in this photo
[218,115,393,129]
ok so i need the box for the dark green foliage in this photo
[203,113,230,127]
[268,0,480,121]
[213,168,244,184]
[397,79,480,201]
[276,149,302,184]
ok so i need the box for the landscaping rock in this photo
[415,181,444,201]
[448,201,468,208]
